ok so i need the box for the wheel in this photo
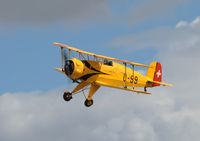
[84,99,93,107]
[63,92,72,101]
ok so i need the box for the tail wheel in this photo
[63,92,72,101]
[144,87,147,92]
[84,99,93,107]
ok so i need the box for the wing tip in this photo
[54,67,64,73]
[165,83,173,86]
[160,82,173,86]
[53,42,60,46]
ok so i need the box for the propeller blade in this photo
[63,49,68,62]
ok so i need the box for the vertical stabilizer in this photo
[146,62,162,87]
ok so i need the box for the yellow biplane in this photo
[54,42,172,107]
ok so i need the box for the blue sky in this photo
[1,0,199,94]
[1,1,200,141]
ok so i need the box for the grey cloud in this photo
[0,0,186,26]
[0,0,113,26]
[129,0,186,24]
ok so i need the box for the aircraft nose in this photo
[64,60,74,76]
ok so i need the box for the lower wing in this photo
[95,81,151,95]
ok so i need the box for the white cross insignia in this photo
[156,70,161,78]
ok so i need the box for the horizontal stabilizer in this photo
[148,80,173,86]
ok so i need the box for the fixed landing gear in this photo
[63,91,94,107]
[62,82,100,107]
[63,91,72,101]
[84,99,93,107]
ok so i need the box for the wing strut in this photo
[61,47,64,71]
[132,65,134,89]
[123,63,127,88]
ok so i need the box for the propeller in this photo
[61,48,80,84]
[63,49,68,62]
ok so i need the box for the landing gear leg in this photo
[63,81,90,102]
[84,83,100,107]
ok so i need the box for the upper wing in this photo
[54,42,150,68]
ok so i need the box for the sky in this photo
[0,0,200,141]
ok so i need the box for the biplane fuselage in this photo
[54,42,172,107]
[69,58,150,88]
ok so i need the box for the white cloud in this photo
[176,16,200,28]
[176,21,188,28]
[190,16,200,27]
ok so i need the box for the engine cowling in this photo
[64,58,84,79]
